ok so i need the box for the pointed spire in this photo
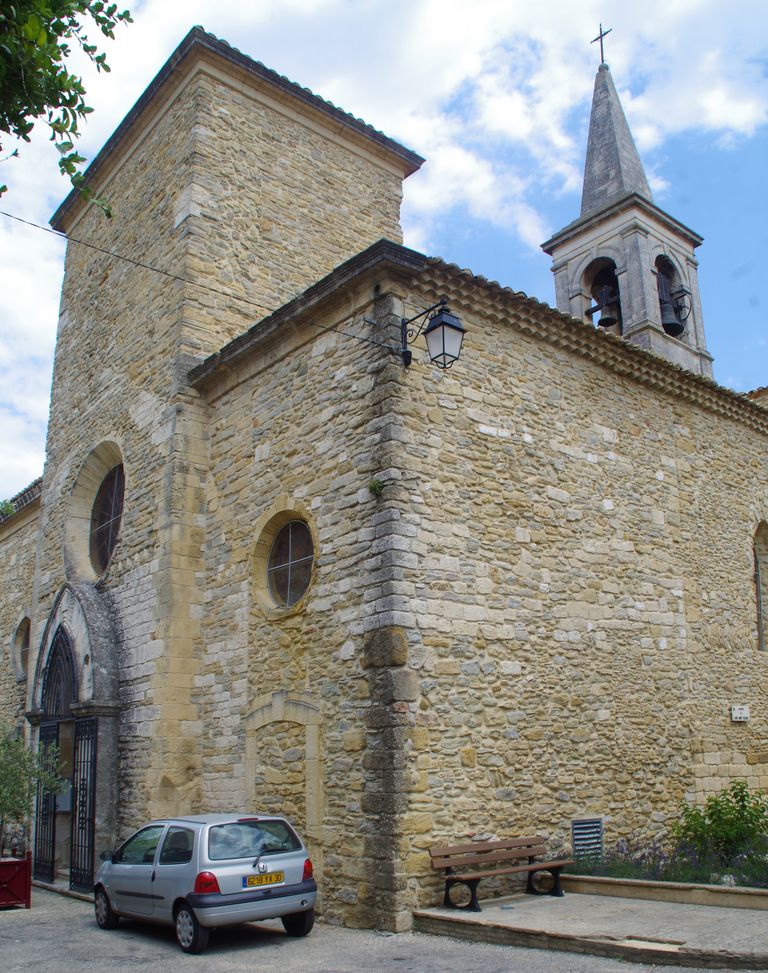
[580,63,652,217]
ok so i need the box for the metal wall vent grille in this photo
[571,817,604,862]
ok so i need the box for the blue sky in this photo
[1,0,767,498]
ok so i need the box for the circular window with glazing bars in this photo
[267,520,314,607]
[89,463,125,573]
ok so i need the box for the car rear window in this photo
[208,820,302,861]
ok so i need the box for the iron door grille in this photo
[571,817,604,864]
[33,723,59,882]
[70,718,98,891]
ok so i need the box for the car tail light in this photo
[302,858,313,881]
[193,871,221,894]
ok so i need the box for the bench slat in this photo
[431,846,547,870]
[429,835,547,857]
[451,858,573,881]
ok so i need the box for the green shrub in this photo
[671,780,768,866]
[567,782,768,889]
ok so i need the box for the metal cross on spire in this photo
[591,23,612,64]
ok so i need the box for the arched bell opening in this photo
[583,259,622,336]
[655,255,690,339]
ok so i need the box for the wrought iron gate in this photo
[70,718,98,891]
[33,723,59,882]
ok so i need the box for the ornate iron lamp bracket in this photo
[400,297,449,367]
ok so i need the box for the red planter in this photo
[0,851,32,909]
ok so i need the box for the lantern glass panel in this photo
[425,311,464,368]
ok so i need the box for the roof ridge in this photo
[0,476,43,524]
[51,26,424,230]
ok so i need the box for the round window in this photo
[89,463,125,573]
[267,520,314,607]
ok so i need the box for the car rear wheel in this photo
[94,886,119,930]
[281,908,314,937]
[175,902,210,954]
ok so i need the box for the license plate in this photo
[242,871,284,889]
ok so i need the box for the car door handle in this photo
[151,870,156,882]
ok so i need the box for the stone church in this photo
[2,27,768,930]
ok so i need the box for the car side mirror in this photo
[100,850,114,862]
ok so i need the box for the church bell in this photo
[588,283,619,328]
[660,301,685,338]
[596,303,618,328]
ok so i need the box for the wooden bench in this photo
[429,835,573,912]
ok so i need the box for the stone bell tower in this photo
[542,55,713,378]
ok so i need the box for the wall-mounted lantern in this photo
[400,297,465,368]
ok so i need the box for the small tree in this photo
[0,728,62,850]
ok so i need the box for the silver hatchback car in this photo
[93,813,317,953]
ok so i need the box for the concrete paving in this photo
[0,887,674,973]
[414,891,768,969]
[1,886,767,972]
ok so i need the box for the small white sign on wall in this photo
[730,705,750,722]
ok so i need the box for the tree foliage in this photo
[0,1,132,213]
[0,728,63,838]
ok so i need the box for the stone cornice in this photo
[51,27,424,231]
[191,239,767,438]
[542,192,703,254]
[419,258,768,438]
[25,703,121,725]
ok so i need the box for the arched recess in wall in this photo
[755,523,768,651]
[28,583,121,892]
[244,691,322,839]
[31,584,121,709]
[582,257,623,335]
[64,441,125,581]
[11,616,31,683]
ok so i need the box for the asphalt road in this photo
[0,889,741,973]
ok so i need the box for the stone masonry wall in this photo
[196,280,416,930]
[390,264,768,909]
[33,76,201,835]
[0,504,39,730]
[195,261,768,929]
[250,721,307,831]
[171,67,407,361]
[31,46,408,847]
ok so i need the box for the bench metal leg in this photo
[444,878,482,912]
[525,867,565,897]
[549,867,565,897]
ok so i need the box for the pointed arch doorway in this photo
[33,627,98,891]
[29,584,121,893]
